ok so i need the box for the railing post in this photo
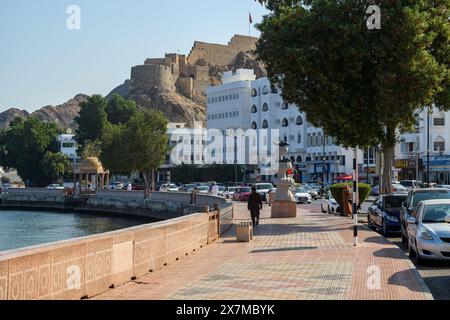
[214,203,221,238]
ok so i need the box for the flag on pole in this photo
[249,12,253,24]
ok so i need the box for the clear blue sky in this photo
[0,0,268,112]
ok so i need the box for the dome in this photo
[78,157,105,173]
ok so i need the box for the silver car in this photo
[406,199,450,265]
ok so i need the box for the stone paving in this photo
[93,202,433,300]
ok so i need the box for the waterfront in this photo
[0,210,152,252]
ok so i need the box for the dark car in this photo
[400,188,450,244]
[368,194,407,236]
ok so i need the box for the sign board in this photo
[314,163,330,174]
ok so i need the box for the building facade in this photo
[206,69,364,184]
[396,107,450,184]
[57,134,80,164]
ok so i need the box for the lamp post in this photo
[427,111,430,184]
[416,136,420,182]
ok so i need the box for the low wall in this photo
[0,188,76,211]
[0,207,225,300]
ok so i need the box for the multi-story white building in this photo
[206,69,364,183]
[396,107,450,184]
[57,134,80,164]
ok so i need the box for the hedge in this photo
[330,183,372,208]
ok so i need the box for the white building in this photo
[206,69,364,183]
[57,134,80,164]
[396,107,450,184]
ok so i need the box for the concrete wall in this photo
[0,188,76,210]
[0,208,225,300]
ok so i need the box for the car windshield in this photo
[169,184,177,188]
[186,184,196,189]
[296,188,308,193]
[411,191,450,208]
[256,184,273,190]
[240,188,251,193]
[228,187,237,192]
[218,186,225,191]
[384,195,407,209]
[198,186,209,191]
[422,204,450,223]
[400,181,413,187]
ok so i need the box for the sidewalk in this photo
[93,202,432,300]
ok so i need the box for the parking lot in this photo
[304,199,450,300]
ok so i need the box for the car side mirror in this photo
[407,217,418,225]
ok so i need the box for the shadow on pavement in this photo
[388,269,429,293]
[372,248,408,260]
[250,246,318,254]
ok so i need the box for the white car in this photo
[406,199,450,265]
[225,187,238,199]
[295,187,312,204]
[46,184,65,190]
[160,183,179,192]
[254,183,274,202]
[321,191,339,214]
[197,186,210,194]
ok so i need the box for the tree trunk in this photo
[381,126,396,195]
[151,170,155,191]
[142,171,150,199]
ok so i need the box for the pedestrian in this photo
[211,183,219,196]
[247,187,263,227]
[127,182,132,192]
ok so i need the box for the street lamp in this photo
[427,106,431,185]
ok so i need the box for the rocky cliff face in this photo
[0,94,89,130]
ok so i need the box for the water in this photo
[0,210,153,253]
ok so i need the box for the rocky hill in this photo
[0,94,89,130]
[0,34,265,129]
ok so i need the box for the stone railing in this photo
[0,188,75,210]
[0,206,225,300]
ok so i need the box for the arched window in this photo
[282,118,289,127]
[270,85,278,94]
[297,155,303,163]
[262,103,269,112]
[251,121,257,130]
[282,103,289,110]
[296,116,303,126]
[262,120,268,129]
[290,156,296,163]
[434,136,445,152]
[251,105,257,113]
[262,86,269,95]
[434,112,445,126]
[251,89,258,97]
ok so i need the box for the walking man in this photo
[247,187,263,227]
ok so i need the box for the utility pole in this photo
[322,135,326,195]
[416,136,420,182]
[353,148,359,246]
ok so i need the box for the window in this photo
[262,120,269,129]
[282,103,289,110]
[297,155,302,163]
[262,86,269,95]
[297,134,302,144]
[62,143,74,148]
[282,118,289,127]
[251,105,257,113]
[296,116,303,126]
[262,103,269,112]
[251,121,257,130]
[251,89,258,97]
[270,85,278,94]
[434,136,445,152]
[434,113,445,126]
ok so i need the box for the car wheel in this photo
[367,216,374,230]
[321,204,326,213]
[382,219,389,237]
[410,241,424,266]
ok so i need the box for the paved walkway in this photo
[93,203,433,300]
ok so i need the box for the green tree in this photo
[256,0,450,194]
[40,151,71,183]
[80,140,102,159]
[100,124,130,174]
[106,94,138,125]
[75,95,108,151]
[118,110,169,194]
[0,116,69,186]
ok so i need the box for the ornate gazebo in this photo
[73,157,110,195]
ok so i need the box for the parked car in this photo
[178,184,197,193]
[131,182,146,191]
[233,187,252,201]
[294,187,312,204]
[197,186,210,194]
[400,188,450,244]
[254,183,274,202]
[321,191,340,214]
[372,183,407,196]
[368,194,407,236]
[303,185,320,200]
[155,181,168,191]
[436,184,450,190]
[109,181,124,190]
[400,180,422,191]
[217,185,226,197]
[46,184,65,190]
[160,183,179,192]
[406,199,450,265]
[224,187,238,199]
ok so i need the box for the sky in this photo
[0,0,269,112]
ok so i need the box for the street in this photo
[303,199,450,300]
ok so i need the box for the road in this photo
[303,199,450,300]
